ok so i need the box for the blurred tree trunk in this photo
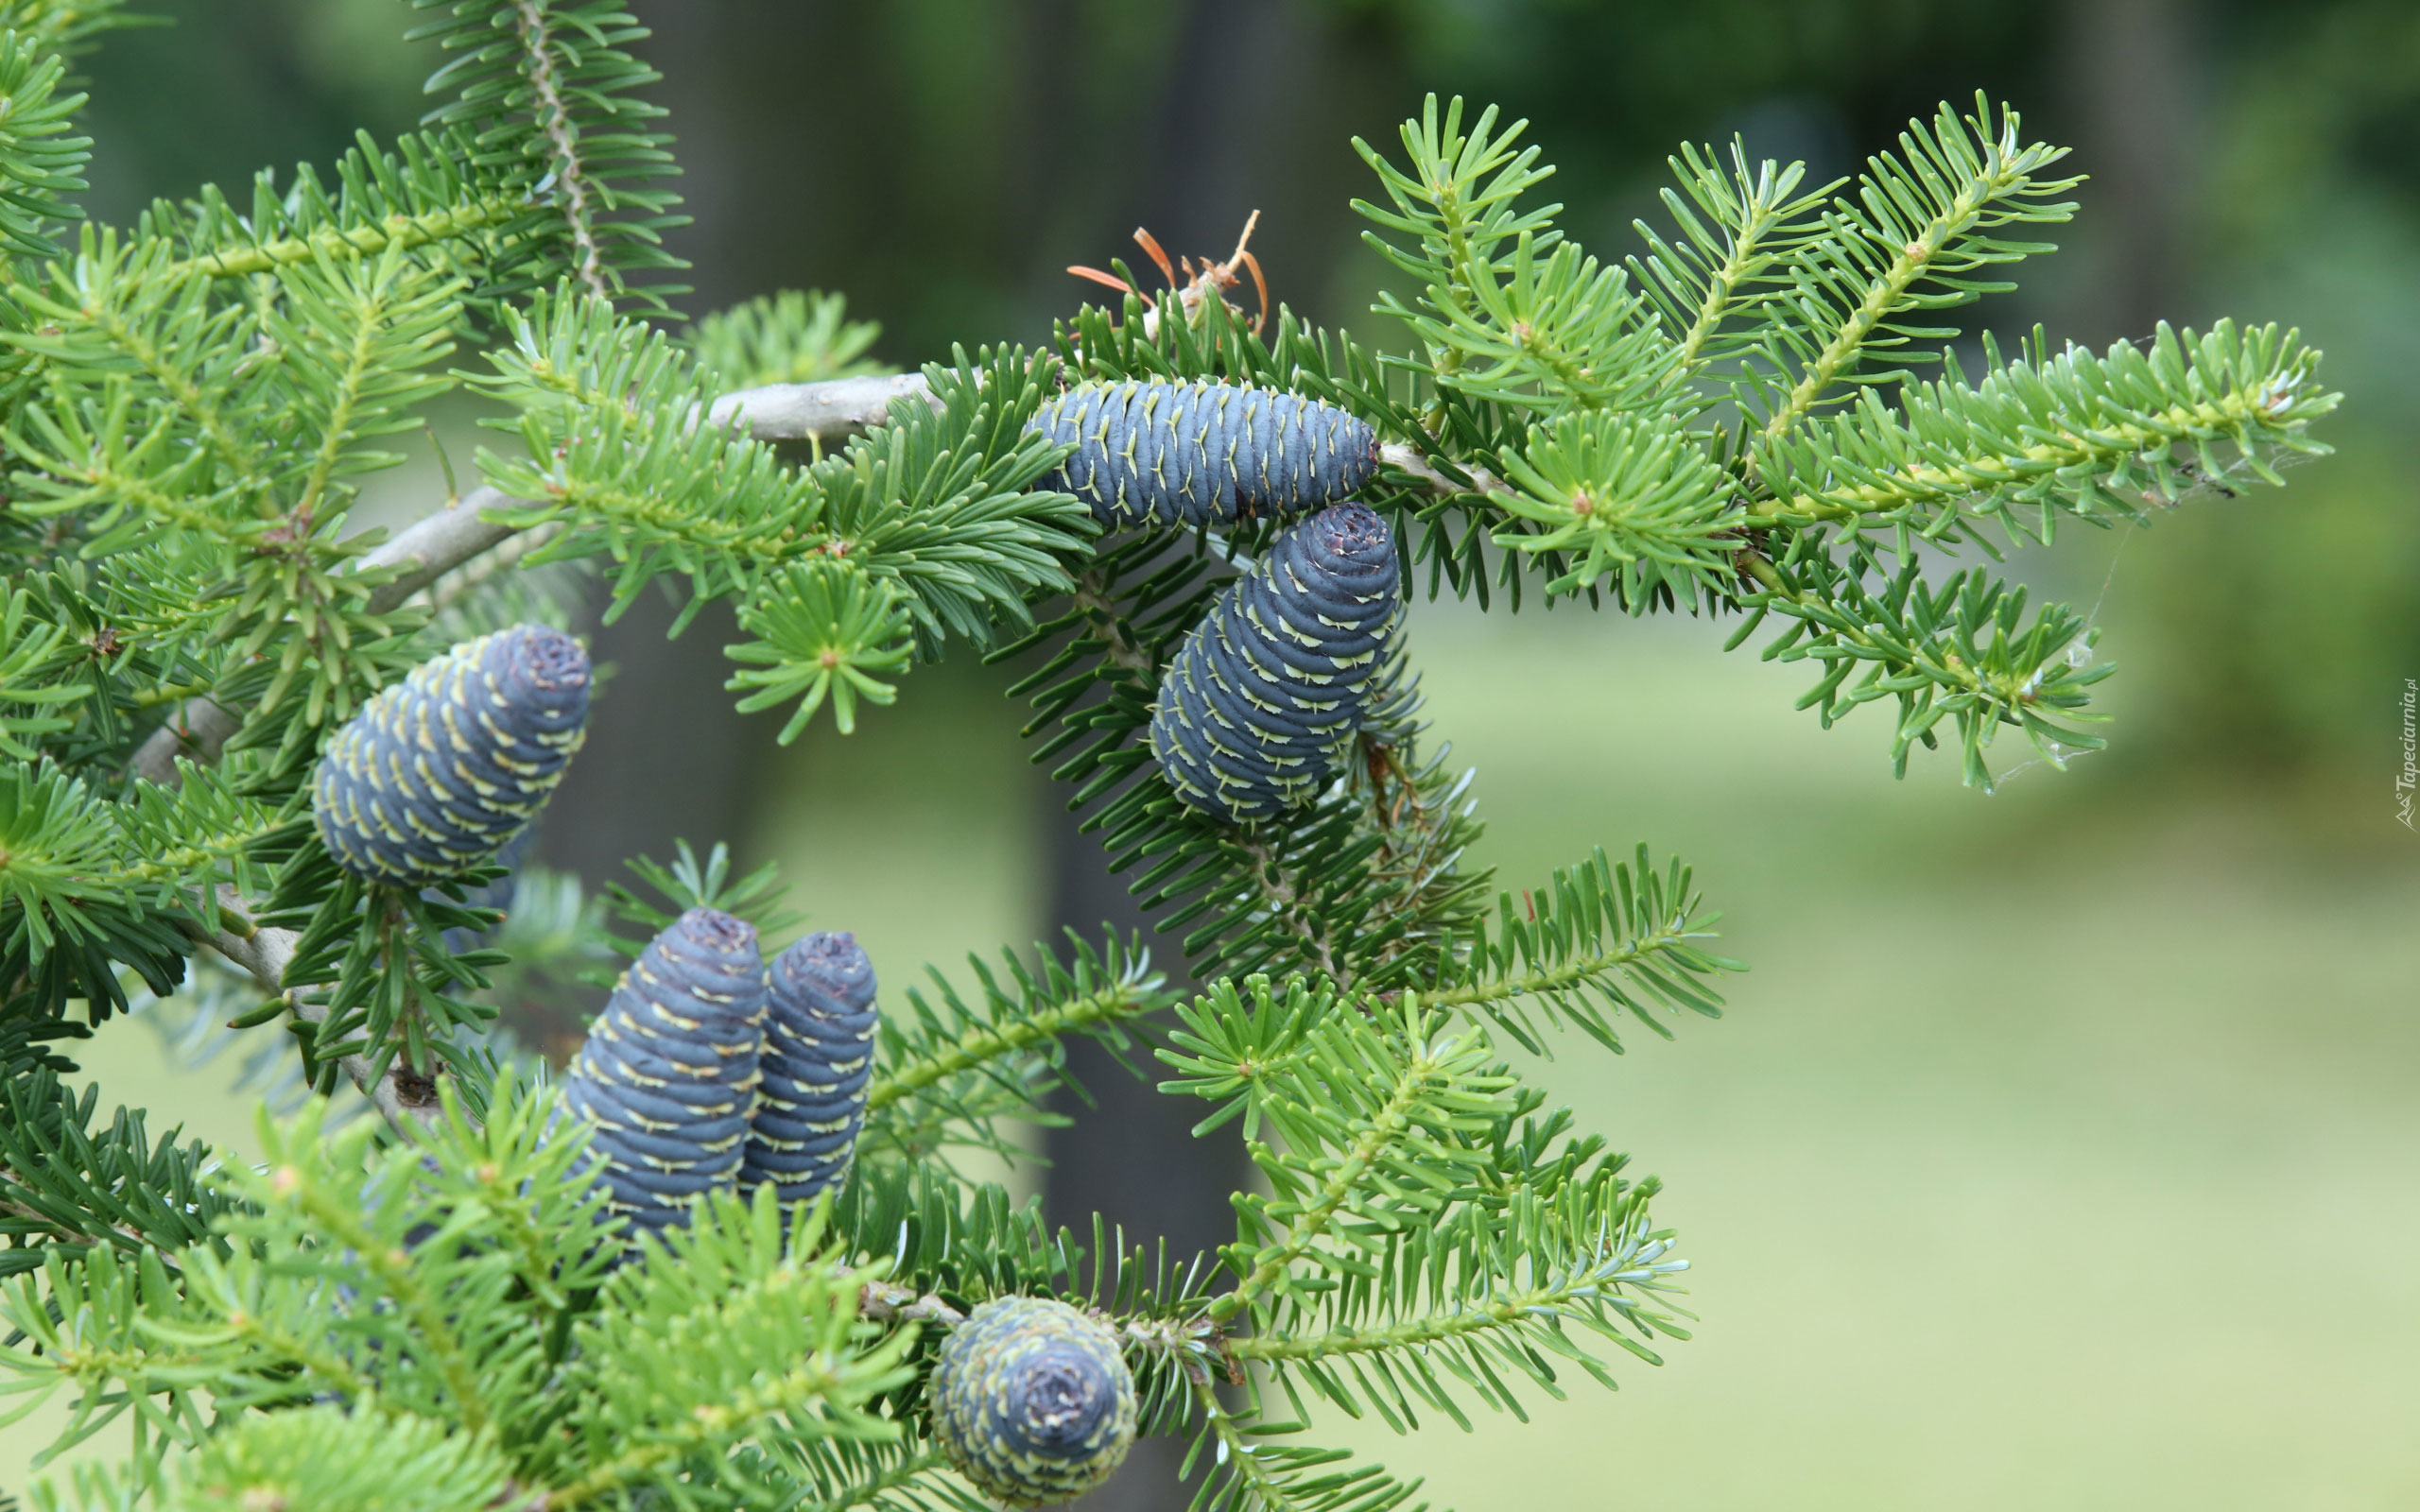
[2056,0,2202,338]
[1039,3,1340,1504]
[528,4,763,1054]
[2049,0,2303,778]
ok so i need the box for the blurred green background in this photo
[13,0,2420,1506]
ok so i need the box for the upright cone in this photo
[312,625,590,886]
[562,908,768,1241]
[930,1296,1138,1506]
[1149,502,1401,822]
[738,931,879,1208]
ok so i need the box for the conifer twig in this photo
[705,372,941,442]
[511,0,609,301]
[127,377,938,786]
[195,890,439,1135]
[1379,440,1515,504]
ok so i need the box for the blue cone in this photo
[930,1296,1137,1506]
[1149,502,1400,823]
[562,908,768,1241]
[738,931,879,1209]
[312,625,589,886]
[1028,379,1377,528]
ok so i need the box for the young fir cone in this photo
[312,625,590,886]
[1148,501,1401,823]
[930,1297,1138,1507]
[1028,379,1378,528]
[737,931,879,1209]
[562,908,769,1241]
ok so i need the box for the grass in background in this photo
[1331,605,2420,1512]
[20,592,2417,1507]
[748,656,1046,993]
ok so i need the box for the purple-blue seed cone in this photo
[562,908,768,1240]
[1028,379,1378,529]
[312,625,590,886]
[738,931,879,1208]
[1148,502,1401,823]
[930,1296,1137,1506]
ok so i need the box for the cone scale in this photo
[1028,379,1378,528]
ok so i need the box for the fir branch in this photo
[411,0,687,310]
[0,29,94,266]
[272,246,468,531]
[1179,1375,1431,1512]
[1232,830,1346,986]
[162,197,523,284]
[726,559,914,740]
[862,975,1164,1116]
[0,590,92,759]
[1430,847,1738,1057]
[1754,94,2080,432]
[197,896,441,1134]
[544,1359,875,1510]
[687,288,888,390]
[1187,1378,1313,1512]
[1203,997,1507,1328]
[467,294,1083,650]
[1,761,268,1026]
[1629,140,1837,386]
[6,239,468,740]
[1751,320,2338,543]
[0,1074,236,1275]
[1065,561,1156,675]
[252,1149,494,1433]
[1491,409,1740,602]
[510,0,612,300]
[126,369,936,785]
[859,931,1169,1166]
[1247,1130,1686,1429]
[780,1444,968,1512]
[122,128,544,315]
[0,1245,215,1461]
[144,1403,518,1512]
[542,1195,918,1508]
[1732,543,2114,787]
[1230,1291,1574,1364]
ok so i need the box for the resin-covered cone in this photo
[1149,501,1401,822]
[930,1297,1137,1507]
[312,625,590,886]
[1028,379,1377,528]
[562,908,768,1238]
[738,931,879,1207]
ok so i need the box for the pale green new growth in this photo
[689,288,889,390]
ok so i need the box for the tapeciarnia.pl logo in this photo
[2399,678,2416,832]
